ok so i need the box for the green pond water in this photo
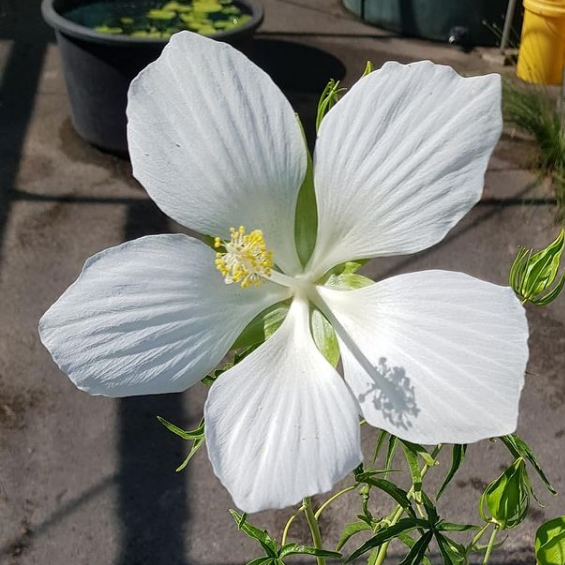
[64,0,252,38]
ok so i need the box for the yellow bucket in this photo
[516,0,565,84]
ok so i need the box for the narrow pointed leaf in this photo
[402,442,423,503]
[397,530,434,565]
[501,434,557,494]
[437,444,467,500]
[346,519,426,563]
[157,416,204,440]
[336,521,372,551]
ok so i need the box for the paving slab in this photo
[1,2,564,565]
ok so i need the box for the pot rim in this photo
[41,0,264,46]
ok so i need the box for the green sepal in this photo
[280,544,342,559]
[323,272,373,290]
[311,308,340,367]
[231,302,290,350]
[229,510,278,557]
[524,229,564,297]
[294,114,318,266]
[336,521,372,551]
[479,457,530,529]
[437,444,467,500]
[345,518,427,563]
[532,271,565,305]
[510,229,565,304]
[535,515,565,565]
[500,434,557,494]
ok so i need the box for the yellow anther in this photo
[214,226,274,288]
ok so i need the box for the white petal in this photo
[127,32,307,275]
[307,61,502,278]
[39,235,289,397]
[204,298,362,512]
[317,271,528,444]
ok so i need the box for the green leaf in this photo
[229,510,277,556]
[357,477,415,517]
[435,532,466,565]
[401,441,437,467]
[501,434,557,494]
[175,436,205,471]
[402,442,423,504]
[384,435,398,479]
[156,416,204,440]
[396,533,433,565]
[397,530,433,565]
[436,521,480,532]
[361,60,374,77]
[372,430,389,466]
[294,115,317,266]
[345,519,426,563]
[231,302,290,350]
[311,308,340,367]
[437,444,467,500]
[280,544,342,559]
[535,515,565,565]
[316,79,346,131]
[244,558,273,565]
[336,521,372,551]
[420,491,438,525]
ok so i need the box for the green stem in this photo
[315,485,357,520]
[471,524,490,548]
[373,445,443,565]
[281,505,304,546]
[303,496,326,565]
[482,526,499,565]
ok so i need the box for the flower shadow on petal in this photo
[329,314,420,433]
[357,357,420,432]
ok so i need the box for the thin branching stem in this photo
[373,445,443,565]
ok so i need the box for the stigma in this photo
[214,226,274,288]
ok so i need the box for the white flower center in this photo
[215,226,274,288]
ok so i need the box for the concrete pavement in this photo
[0,1,563,564]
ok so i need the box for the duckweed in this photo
[66,0,252,39]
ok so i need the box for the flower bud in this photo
[479,458,530,530]
[509,229,565,306]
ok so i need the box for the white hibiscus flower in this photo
[39,32,529,513]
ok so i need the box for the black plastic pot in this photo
[42,0,264,155]
[342,0,522,47]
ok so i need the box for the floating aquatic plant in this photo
[65,0,251,38]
